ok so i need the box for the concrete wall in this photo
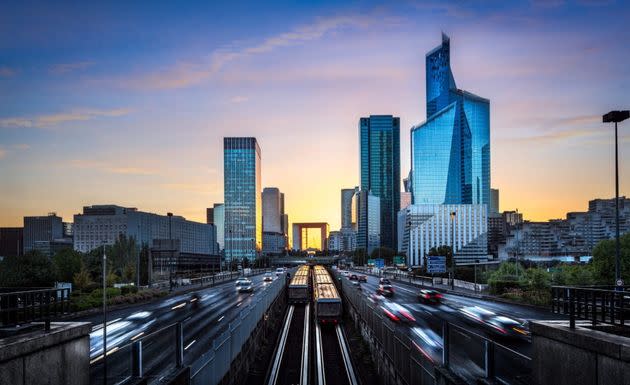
[531,320,630,385]
[0,322,91,385]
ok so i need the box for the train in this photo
[312,265,342,324]
[288,265,311,303]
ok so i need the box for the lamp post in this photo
[167,212,173,292]
[450,211,457,289]
[102,241,108,385]
[603,110,629,290]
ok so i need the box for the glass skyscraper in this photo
[411,34,490,206]
[359,115,400,251]
[224,137,262,261]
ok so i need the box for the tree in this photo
[73,267,92,291]
[591,233,630,285]
[352,248,367,266]
[52,248,83,283]
[0,250,55,287]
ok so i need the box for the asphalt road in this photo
[341,271,563,384]
[86,271,283,384]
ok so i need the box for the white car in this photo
[235,279,253,293]
[263,272,274,282]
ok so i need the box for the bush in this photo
[120,285,139,295]
[489,279,521,295]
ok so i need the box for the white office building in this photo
[399,204,489,266]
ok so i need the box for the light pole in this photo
[167,212,173,292]
[101,241,108,385]
[603,110,629,290]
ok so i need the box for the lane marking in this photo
[217,316,225,322]
[184,339,196,350]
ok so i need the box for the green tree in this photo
[523,267,550,290]
[591,233,630,285]
[52,248,83,283]
[123,262,136,282]
[73,267,92,291]
[370,247,396,263]
[353,248,367,266]
[0,250,55,287]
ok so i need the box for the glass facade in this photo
[359,115,400,250]
[412,34,490,207]
[224,137,262,261]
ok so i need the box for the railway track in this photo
[267,304,310,385]
[315,324,358,385]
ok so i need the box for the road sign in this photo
[367,259,375,266]
[393,256,405,265]
[426,256,446,274]
[616,279,624,287]
[374,258,385,268]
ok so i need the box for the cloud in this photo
[123,15,376,90]
[0,66,17,77]
[49,61,94,74]
[230,96,249,103]
[0,149,6,159]
[162,182,218,194]
[508,114,604,143]
[0,107,132,129]
[12,143,30,150]
[68,159,158,176]
[410,1,475,18]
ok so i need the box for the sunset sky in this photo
[1,0,629,231]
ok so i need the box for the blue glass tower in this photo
[359,115,400,251]
[224,137,262,261]
[412,34,490,206]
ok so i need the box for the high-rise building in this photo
[411,34,490,207]
[213,203,225,250]
[73,205,218,255]
[0,227,23,257]
[355,190,381,254]
[224,137,262,261]
[262,187,282,233]
[23,213,63,253]
[206,207,214,224]
[400,192,412,210]
[399,204,489,266]
[341,188,358,230]
[360,115,400,250]
[490,189,500,216]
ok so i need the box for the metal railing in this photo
[551,286,630,328]
[337,271,532,385]
[0,288,70,331]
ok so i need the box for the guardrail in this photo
[0,288,70,331]
[551,286,630,328]
[91,276,285,384]
[337,271,532,385]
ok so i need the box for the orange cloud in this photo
[0,108,132,129]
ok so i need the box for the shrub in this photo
[489,279,522,295]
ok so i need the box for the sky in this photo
[1,0,629,231]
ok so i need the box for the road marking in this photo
[171,302,186,310]
[184,339,196,350]
[393,285,416,294]
[236,302,242,307]
[91,317,122,331]
[217,316,225,322]
[130,331,144,341]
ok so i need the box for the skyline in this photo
[1,1,630,230]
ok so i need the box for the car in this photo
[263,272,274,282]
[349,274,358,281]
[376,284,395,297]
[458,306,529,339]
[342,271,350,277]
[410,326,443,364]
[358,275,367,282]
[418,289,442,304]
[380,300,416,323]
[351,281,362,291]
[275,267,285,276]
[379,277,391,285]
[235,278,253,293]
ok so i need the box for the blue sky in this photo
[1,0,629,228]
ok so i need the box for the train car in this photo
[312,265,342,324]
[288,265,311,303]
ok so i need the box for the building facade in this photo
[341,188,358,230]
[490,189,500,216]
[292,223,329,251]
[262,187,288,254]
[213,203,225,251]
[411,34,490,207]
[360,115,400,251]
[399,204,489,266]
[0,227,23,258]
[73,205,218,255]
[355,190,381,254]
[224,137,262,261]
[23,214,63,253]
[400,192,412,210]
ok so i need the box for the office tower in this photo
[73,205,218,255]
[23,213,63,253]
[399,204,488,266]
[355,190,381,254]
[341,187,358,229]
[206,207,214,224]
[359,115,400,250]
[490,189,499,216]
[262,187,287,254]
[411,34,490,207]
[0,227,23,257]
[213,203,225,250]
[400,192,412,210]
[224,137,262,261]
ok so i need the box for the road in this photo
[342,271,562,384]
[84,271,283,384]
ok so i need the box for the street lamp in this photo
[101,241,108,385]
[603,110,629,289]
[450,211,457,289]
[167,212,173,292]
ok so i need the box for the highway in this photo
[342,271,563,384]
[82,271,281,384]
